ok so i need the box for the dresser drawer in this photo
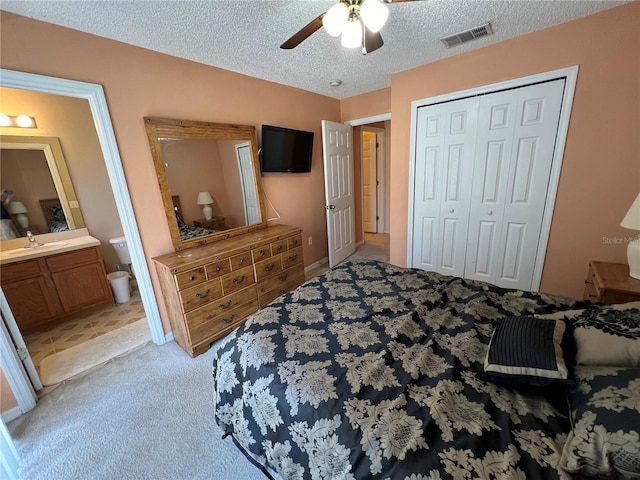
[175,267,207,290]
[186,297,258,345]
[185,285,256,328]
[255,256,283,281]
[288,235,303,249]
[205,259,232,279]
[252,245,272,262]
[180,279,223,313]
[282,246,303,270]
[257,264,305,306]
[221,265,255,295]
[230,252,252,270]
[270,239,288,256]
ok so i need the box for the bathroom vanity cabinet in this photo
[0,246,114,333]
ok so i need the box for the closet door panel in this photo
[496,79,565,289]
[412,98,478,274]
[465,90,517,283]
[412,107,445,270]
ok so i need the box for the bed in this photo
[213,260,640,479]
[39,198,69,232]
[171,195,217,241]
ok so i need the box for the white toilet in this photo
[109,235,135,277]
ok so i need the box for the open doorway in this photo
[353,120,390,259]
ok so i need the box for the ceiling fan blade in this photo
[280,14,324,49]
[362,27,383,54]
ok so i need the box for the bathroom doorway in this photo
[1,69,163,406]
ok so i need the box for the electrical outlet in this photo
[308,236,313,246]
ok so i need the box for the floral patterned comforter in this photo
[213,260,592,479]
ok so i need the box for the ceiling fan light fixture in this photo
[360,0,389,33]
[323,2,349,37]
[341,18,363,48]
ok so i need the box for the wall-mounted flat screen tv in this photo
[260,124,313,173]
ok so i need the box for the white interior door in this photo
[493,79,565,289]
[411,97,479,276]
[322,120,356,268]
[235,142,260,225]
[362,131,377,233]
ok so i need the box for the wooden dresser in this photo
[153,224,305,357]
[584,261,640,305]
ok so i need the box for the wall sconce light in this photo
[8,201,29,228]
[197,191,214,220]
[0,114,37,128]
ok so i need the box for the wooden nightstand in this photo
[193,216,227,231]
[584,261,640,305]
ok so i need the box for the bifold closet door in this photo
[411,78,565,290]
[411,97,479,277]
[464,79,565,290]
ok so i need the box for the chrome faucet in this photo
[26,231,42,248]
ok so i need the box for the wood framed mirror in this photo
[144,117,267,251]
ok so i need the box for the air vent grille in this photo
[441,23,493,48]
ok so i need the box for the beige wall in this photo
[344,2,640,299]
[0,369,18,414]
[1,88,124,271]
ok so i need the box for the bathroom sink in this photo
[42,241,68,248]
[1,241,69,257]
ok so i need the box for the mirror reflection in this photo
[0,135,85,240]
[145,117,266,250]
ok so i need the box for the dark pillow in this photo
[483,315,574,387]
[560,366,640,478]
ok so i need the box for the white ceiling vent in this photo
[441,23,494,48]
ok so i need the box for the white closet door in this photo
[465,89,519,284]
[494,79,565,289]
[412,97,478,275]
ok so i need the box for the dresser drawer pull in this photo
[264,263,275,272]
[222,315,235,324]
[584,280,592,285]
[240,258,245,264]
[288,254,298,261]
[219,300,232,309]
[195,289,211,299]
[278,274,288,282]
[259,249,266,256]
[233,275,246,284]
[216,266,222,272]
[190,275,196,281]
[275,245,284,252]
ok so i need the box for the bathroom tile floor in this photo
[24,285,146,374]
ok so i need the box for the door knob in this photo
[488,210,493,216]
[325,205,336,210]
[449,209,454,214]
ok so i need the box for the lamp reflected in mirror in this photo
[197,191,214,220]
[8,201,29,228]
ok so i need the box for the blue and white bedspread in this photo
[212,260,631,479]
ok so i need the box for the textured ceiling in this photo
[0,0,628,99]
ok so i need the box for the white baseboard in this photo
[304,257,328,274]
[1,406,23,424]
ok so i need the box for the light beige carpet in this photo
[39,319,151,386]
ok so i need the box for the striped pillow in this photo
[484,315,573,387]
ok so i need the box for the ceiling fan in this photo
[281,0,421,55]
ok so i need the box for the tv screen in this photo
[260,125,313,173]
